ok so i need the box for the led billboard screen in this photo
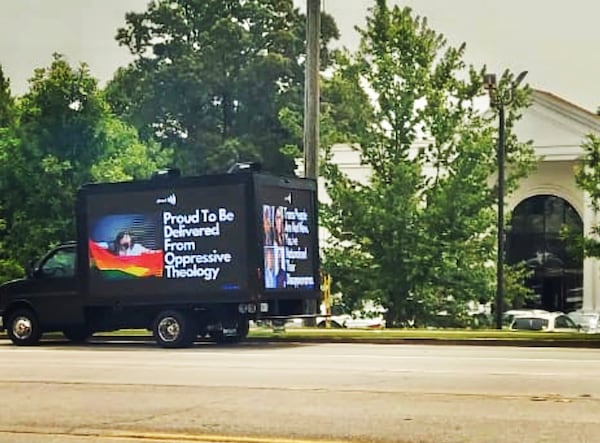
[86,184,248,297]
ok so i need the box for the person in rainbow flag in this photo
[89,229,163,279]
[112,231,150,256]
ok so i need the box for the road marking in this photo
[0,428,352,443]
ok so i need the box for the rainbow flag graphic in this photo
[89,240,164,278]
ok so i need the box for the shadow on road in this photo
[0,336,316,351]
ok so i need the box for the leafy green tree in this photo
[319,1,534,326]
[503,263,535,310]
[90,119,171,183]
[0,55,170,267]
[575,134,600,257]
[0,66,24,281]
[0,66,15,128]
[107,0,339,175]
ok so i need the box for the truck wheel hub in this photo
[13,317,32,339]
[158,317,180,342]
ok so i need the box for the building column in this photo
[583,191,599,311]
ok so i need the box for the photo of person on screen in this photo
[264,247,277,289]
[274,206,285,247]
[112,231,151,257]
[89,215,164,279]
[263,205,273,246]
[275,246,286,288]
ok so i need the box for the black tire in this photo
[153,310,195,348]
[63,326,92,343]
[317,320,343,328]
[6,309,42,346]
[237,318,250,338]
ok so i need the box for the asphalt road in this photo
[0,338,599,443]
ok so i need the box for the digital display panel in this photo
[260,185,317,291]
[86,184,248,297]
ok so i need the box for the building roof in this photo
[532,89,600,129]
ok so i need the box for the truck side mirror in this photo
[27,260,38,278]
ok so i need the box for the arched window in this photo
[508,195,583,311]
[508,195,582,269]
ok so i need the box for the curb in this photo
[245,337,600,348]
[2,334,600,348]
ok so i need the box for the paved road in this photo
[0,339,599,442]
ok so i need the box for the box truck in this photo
[0,169,320,347]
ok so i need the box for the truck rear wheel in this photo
[153,310,195,348]
[7,309,42,346]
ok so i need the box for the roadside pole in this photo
[304,0,320,325]
[304,0,320,181]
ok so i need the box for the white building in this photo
[325,89,600,312]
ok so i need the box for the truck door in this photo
[26,245,84,327]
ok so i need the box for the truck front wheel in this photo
[7,309,42,346]
[153,310,195,348]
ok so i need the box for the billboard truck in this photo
[0,169,320,347]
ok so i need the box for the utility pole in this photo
[304,0,320,323]
[304,0,320,180]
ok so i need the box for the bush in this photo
[0,259,24,284]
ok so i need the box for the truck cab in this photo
[0,242,85,345]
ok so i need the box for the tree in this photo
[0,55,170,267]
[319,1,534,326]
[575,134,600,257]
[503,263,535,311]
[106,0,339,176]
[0,66,15,128]
[0,66,24,281]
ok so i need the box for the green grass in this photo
[246,327,600,342]
[96,327,580,341]
[3,327,599,344]
[63,327,600,342]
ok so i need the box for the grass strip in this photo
[2,328,599,344]
[247,327,600,342]
[96,327,600,342]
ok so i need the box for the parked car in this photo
[509,311,581,332]
[503,309,550,327]
[317,313,386,329]
[567,310,600,334]
[317,302,386,329]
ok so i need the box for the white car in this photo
[317,302,386,329]
[567,311,600,334]
[509,311,581,332]
[317,313,386,329]
[503,309,550,326]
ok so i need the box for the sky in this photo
[1,0,600,111]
